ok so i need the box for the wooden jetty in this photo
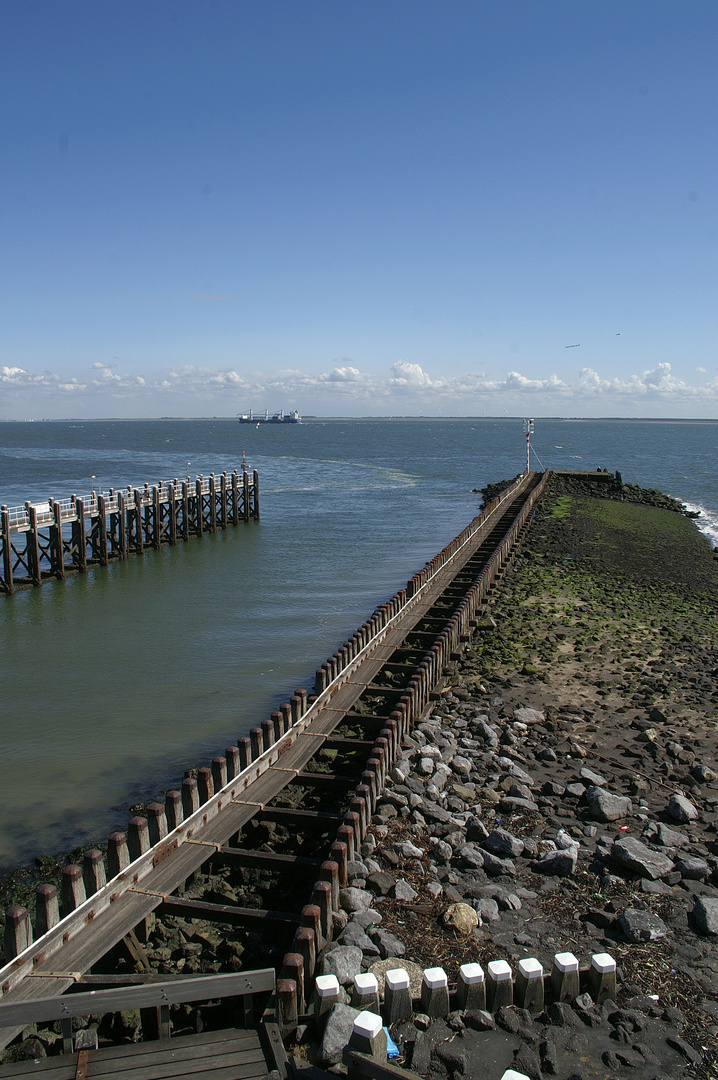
[0,470,548,1077]
[0,468,259,595]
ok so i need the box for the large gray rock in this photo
[320,945,363,985]
[369,928,406,958]
[667,793,699,823]
[479,849,516,876]
[317,1003,360,1064]
[534,848,577,876]
[674,856,709,880]
[585,786,632,822]
[514,706,544,725]
[459,843,485,869]
[611,836,674,880]
[339,887,371,913]
[339,921,380,954]
[483,828,525,858]
[691,897,718,936]
[619,908,668,942]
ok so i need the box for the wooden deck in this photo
[0,1028,268,1080]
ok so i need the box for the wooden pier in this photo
[0,470,548,1077]
[0,468,259,595]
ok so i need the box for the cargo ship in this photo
[238,409,301,425]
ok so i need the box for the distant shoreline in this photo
[5,415,717,425]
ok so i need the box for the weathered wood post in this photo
[51,500,65,580]
[152,486,161,549]
[253,469,260,520]
[116,490,127,558]
[231,469,239,525]
[195,477,203,535]
[107,832,130,877]
[181,481,190,541]
[97,494,108,565]
[220,471,228,527]
[133,490,143,554]
[4,905,32,958]
[209,474,217,532]
[243,470,250,523]
[35,884,59,937]
[1,506,13,594]
[26,503,42,586]
[168,483,177,545]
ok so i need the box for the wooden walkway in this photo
[0,1028,267,1080]
[0,470,548,1070]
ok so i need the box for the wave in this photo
[683,502,718,547]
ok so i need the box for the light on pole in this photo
[523,419,535,474]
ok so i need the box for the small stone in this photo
[534,848,577,876]
[366,871,395,895]
[394,840,424,859]
[369,928,406,958]
[585,786,632,822]
[479,849,516,876]
[393,879,418,902]
[667,793,699,823]
[691,896,718,936]
[473,897,500,922]
[442,902,479,934]
[483,828,525,858]
[579,767,607,786]
[339,887,372,913]
[619,908,668,943]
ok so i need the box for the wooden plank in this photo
[217,848,321,871]
[254,807,343,826]
[158,896,299,927]
[0,971,275,1026]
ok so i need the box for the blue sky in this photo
[1,1,716,418]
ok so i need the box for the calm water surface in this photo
[0,418,716,867]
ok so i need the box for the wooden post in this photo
[225,745,240,780]
[197,767,214,804]
[133,490,144,553]
[219,471,228,527]
[181,482,190,541]
[243,470,250,522]
[147,803,168,846]
[51,500,65,580]
[1,507,14,594]
[97,494,108,565]
[253,469,260,520]
[61,865,86,916]
[168,483,177,545]
[182,777,200,818]
[311,881,333,942]
[280,703,292,731]
[282,954,305,1012]
[250,727,263,760]
[152,486,161,549]
[238,737,251,771]
[127,817,150,862]
[165,790,183,831]
[211,756,227,792]
[117,490,127,558]
[293,926,316,982]
[195,478,203,535]
[4,905,32,958]
[107,832,130,877]
[35,884,60,937]
[26,504,42,585]
[231,470,239,525]
[209,474,217,532]
[83,850,106,896]
[261,718,274,751]
[276,979,298,1040]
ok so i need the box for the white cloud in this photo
[1,358,716,418]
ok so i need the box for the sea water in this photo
[0,417,715,867]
